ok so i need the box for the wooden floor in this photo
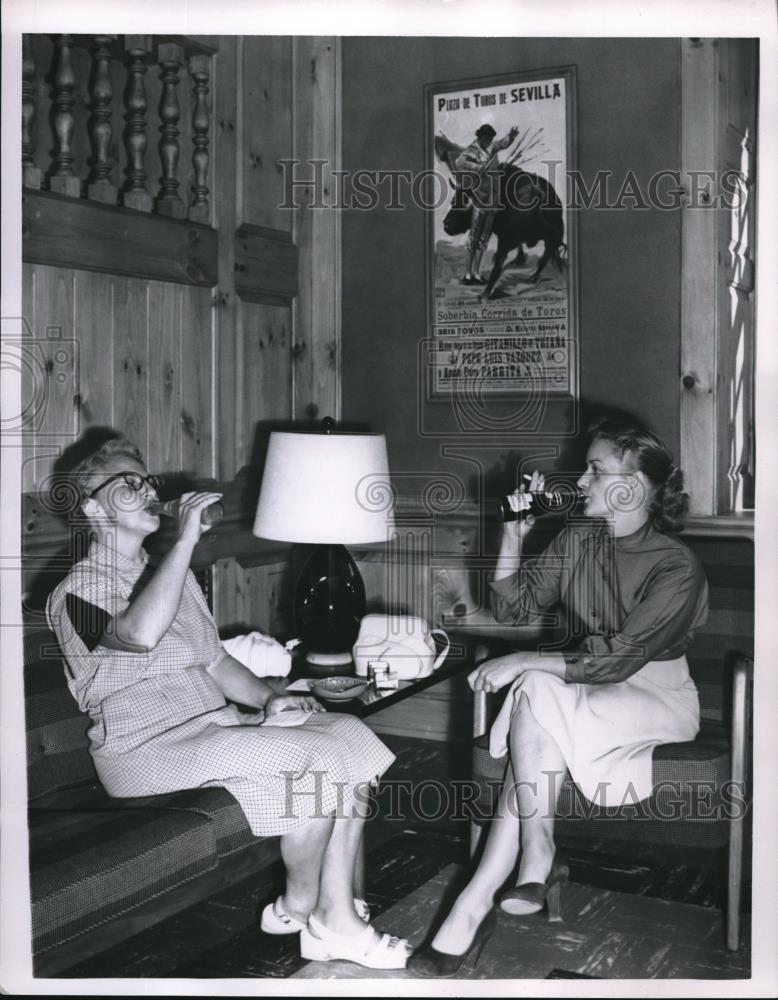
[58,734,751,981]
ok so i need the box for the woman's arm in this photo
[206,652,323,715]
[493,471,543,582]
[105,492,220,650]
[468,651,566,693]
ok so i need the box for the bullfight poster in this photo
[426,69,577,397]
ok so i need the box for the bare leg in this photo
[429,760,521,954]
[353,836,366,900]
[279,814,335,923]
[427,688,567,954]
[511,690,566,886]
[312,784,373,936]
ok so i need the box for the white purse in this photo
[352,613,450,680]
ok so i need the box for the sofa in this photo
[24,610,279,977]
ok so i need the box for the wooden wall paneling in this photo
[180,285,214,477]
[680,39,718,515]
[147,281,182,471]
[241,36,293,232]
[212,37,239,481]
[74,270,115,433]
[238,302,293,468]
[30,267,78,492]
[211,38,239,624]
[114,278,150,460]
[292,36,341,424]
[214,557,244,632]
[23,190,218,286]
[243,563,292,637]
[213,558,290,637]
[234,224,298,305]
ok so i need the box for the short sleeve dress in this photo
[46,540,395,836]
[487,519,708,805]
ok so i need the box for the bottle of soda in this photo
[148,499,224,526]
[498,485,584,523]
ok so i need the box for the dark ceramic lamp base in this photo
[295,543,366,676]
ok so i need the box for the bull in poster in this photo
[427,70,577,397]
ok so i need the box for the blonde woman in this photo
[410,418,708,977]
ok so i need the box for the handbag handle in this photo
[430,629,450,671]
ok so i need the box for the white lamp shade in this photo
[253,431,395,544]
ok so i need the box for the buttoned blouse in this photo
[489,520,709,685]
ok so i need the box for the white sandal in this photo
[300,912,410,969]
[261,896,371,935]
[260,896,306,935]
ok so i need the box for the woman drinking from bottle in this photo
[47,432,410,970]
[410,416,708,977]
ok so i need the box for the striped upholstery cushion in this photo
[472,726,732,848]
[25,623,97,799]
[29,803,218,954]
[144,786,258,858]
[33,781,258,861]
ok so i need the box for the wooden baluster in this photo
[87,35,118,204]
[50,34,81,197]
[22,35,42,189]
[188,54,211,222]
[123,36,152,212]
[155,42,185,218]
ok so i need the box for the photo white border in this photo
[2,0,777,996]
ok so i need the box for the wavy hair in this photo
[51,431,145,517]
[587,416,689,533]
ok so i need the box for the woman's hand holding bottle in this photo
[175,492,224,545]
[502,470,545,541]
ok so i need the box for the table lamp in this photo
[253,419,395,672]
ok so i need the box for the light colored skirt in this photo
[489,657,700,806]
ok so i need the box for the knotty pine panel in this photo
[21,268,216,489]
[113,278,150,461]
[75,271,116,432]
[180,286,214,477]
[21,266,78,493]
[241,36,294,232]
[147,281,183,471]
[214,557,291,637]
[212,36,239,482]
[237,301,292,468]
[292,36,340,424]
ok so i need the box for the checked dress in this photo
[46,540,395,836]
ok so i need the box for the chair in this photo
[469,644,752,951]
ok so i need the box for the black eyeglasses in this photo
[88,471,162,499]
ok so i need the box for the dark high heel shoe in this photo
[408,909,497,978]
[497,852,570,922]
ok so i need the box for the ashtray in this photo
[309,676,369,702]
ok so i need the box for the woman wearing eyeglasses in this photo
[45,433,410,970]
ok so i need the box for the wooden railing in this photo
[22,34,216,221]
